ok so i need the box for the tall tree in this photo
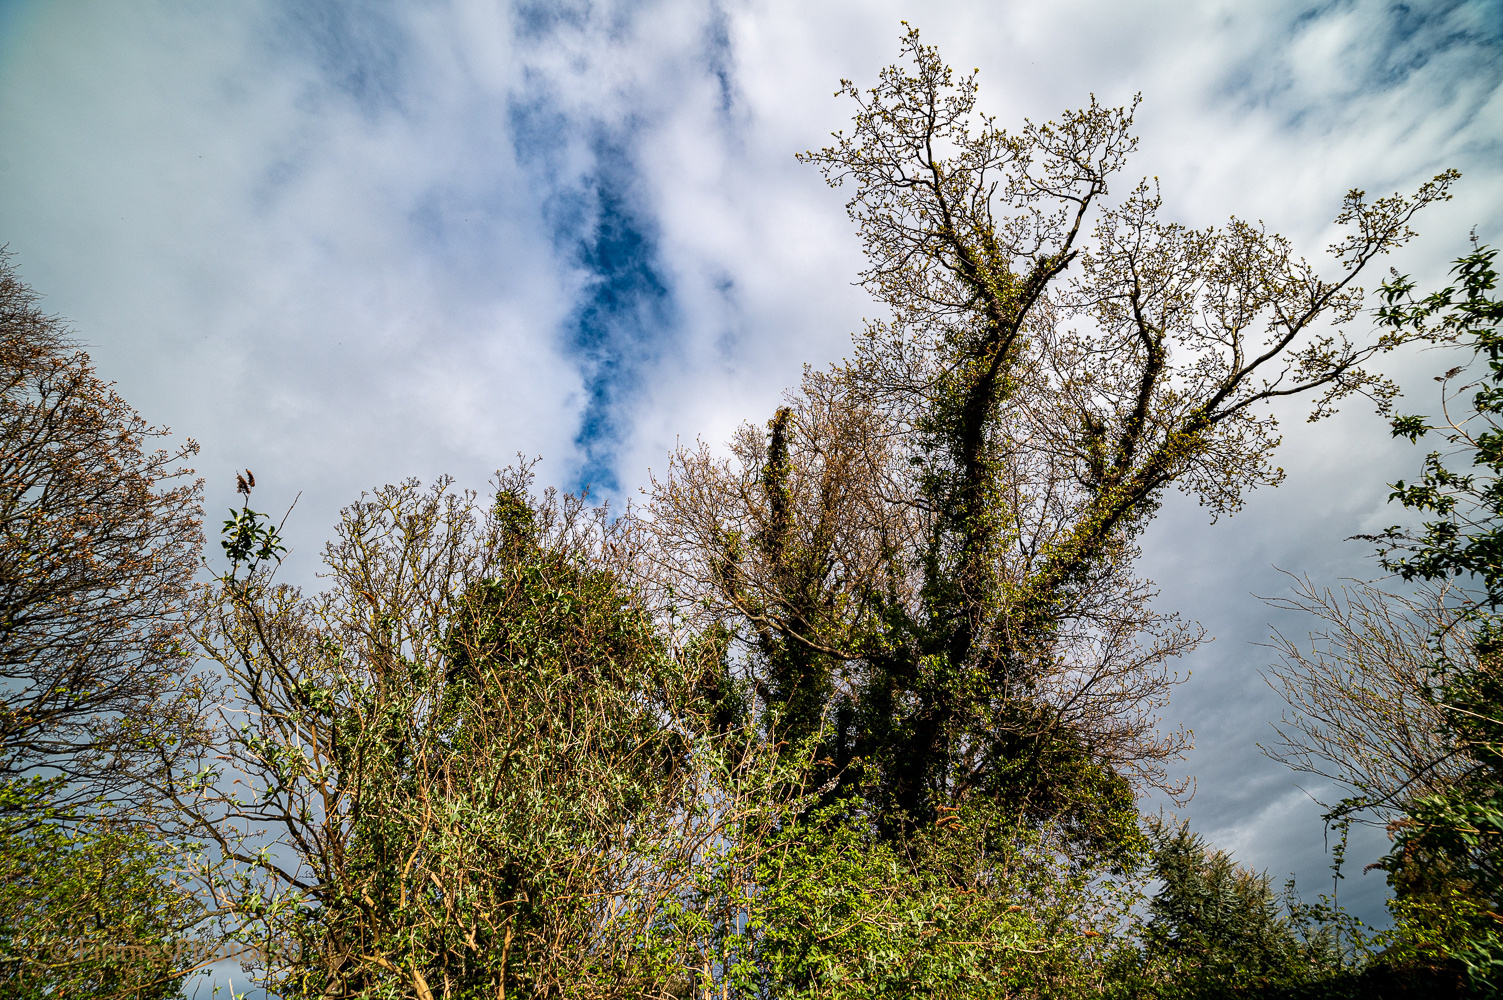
[647,28,1456,851]
[1131,816,1345,997]
[166,473,804,999]
[0,251,207,996]
[0,251,205,811]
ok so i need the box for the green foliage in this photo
[5,35,1477,1000]
[1376,245,1503,604]
[1363,244,1503,994]
[1123,817,1349,998]
[655,27,1453,884]
[0,778,201,999]
[178,475,809,999]
[726,800,1136,1000]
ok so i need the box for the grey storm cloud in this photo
[2,5,1501,986]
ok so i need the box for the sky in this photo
[2,0,1502,979]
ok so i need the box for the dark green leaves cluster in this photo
[1128,817,1347,998]
[1379,247,1503,606]
[1362,245,1503,993]
[220,508,286,582]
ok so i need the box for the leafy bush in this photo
[0,779,201,999]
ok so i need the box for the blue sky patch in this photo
[563,136,675,494]
[507,8,682,495]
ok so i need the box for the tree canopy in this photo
[0,251,205,810]
[0,26,1482,1000]
[648,27,1455,857]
